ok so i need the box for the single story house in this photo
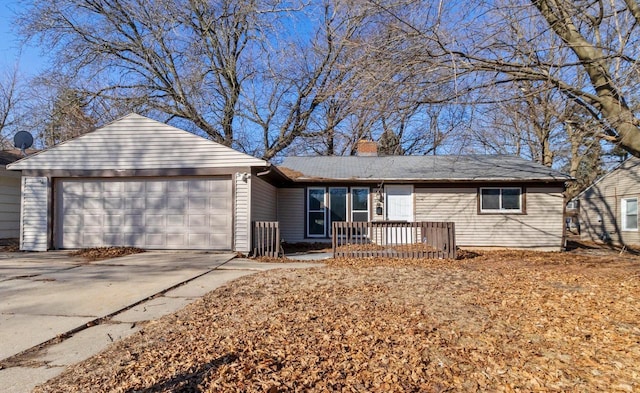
[8,114,572,252]
[277,149,570,251]
[576,157,640,245]
[0,150,25,240]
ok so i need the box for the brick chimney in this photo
[356,140,378,156]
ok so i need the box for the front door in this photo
[385,185,414,244]
[385,185,413,221]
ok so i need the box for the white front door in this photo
[385,185,414,244]
[385,185,413,221]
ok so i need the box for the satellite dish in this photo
[14,131,34,156]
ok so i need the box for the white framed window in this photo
[307,187,326,237]
[480,187,522,213]
[351,187,369,222]
[621,198,638,231]
[306,187,373,238]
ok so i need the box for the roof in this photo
[279,155,572,182]
[7,113,267,171]
[0,149,36,166]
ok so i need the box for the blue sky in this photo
[0,1,47,78]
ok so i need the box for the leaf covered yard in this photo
[35,251,640,392]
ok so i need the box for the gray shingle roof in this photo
[279,155,571,182]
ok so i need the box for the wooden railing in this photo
[252,221,281,257]
[332,221,456,259]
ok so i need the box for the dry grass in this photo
[35,250,640,392]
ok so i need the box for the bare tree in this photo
[41,88,96,146]
[423,0,640,157]
[0,66,26,148]
[19,0,295,150]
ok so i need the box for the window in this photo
[480,187,522,213]
[306,187,371,238]
[307,188,326,237]
[329,187,347,235]
[622,198,638,231]
[351,188,369,222]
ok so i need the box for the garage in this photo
[9,114,272,252]
[55,177,232,249]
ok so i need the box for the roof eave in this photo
[288,177,572,183]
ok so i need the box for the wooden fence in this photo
[332,221,456,259]
[252,221,281,257]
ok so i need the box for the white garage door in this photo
[56,177,232,249]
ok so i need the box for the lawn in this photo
[35,250,640,392]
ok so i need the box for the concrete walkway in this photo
[0,252,322,393]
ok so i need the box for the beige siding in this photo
[0,170,21,239]
[415,186,564,250]
[277,188,305,243]
[234,173,251,252]
[578,158,640,245]
[20,176,49,251]
[251,176,277,222]
[8,114,267,171]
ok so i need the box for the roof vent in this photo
[356,140,378,157]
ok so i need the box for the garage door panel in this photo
[83,199,103,209]
[167,234,186,247]
[102,182,123,193]
[83,214,102,227]
[145,233,165,246]
[82,233,103,246]
[58,177,232,249]
[169,181,187,193]
[167,215,186,227]
[125,198,144,210]
[104,233,123,246]
[145,215,166,227]
[188,197,207,210]
[188,233,207,246]
[64,197,83,209]
[104,198,122,209]
[124,214,144,228]
[188,215,207,228]
[105,215,123,227]
[210,233,230,246]
[145,181,166,192]
[64,214,82,227]
[188,181,208,192]
[167,197,184,210]
[124,182,144,192]
[82,182,102,193]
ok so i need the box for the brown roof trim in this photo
[20,166,256,178]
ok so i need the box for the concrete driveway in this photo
[0,251,322,392]
[0,251,239,361]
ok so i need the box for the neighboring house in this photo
[577,157,640,245]
[277,145,571,251]
[0,150,25,240]
[8,113,572,252]
[7,114,283,252]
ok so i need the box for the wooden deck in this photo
[331,221,456,259]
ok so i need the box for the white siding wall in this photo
[415,186,564,250]
[251,176,277,222]
[234,173,251,252]
[277,188,305,243]
[578,158,640,245]
[0,170,21,239]
[9,114,267,171]
[20,176,49,251]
